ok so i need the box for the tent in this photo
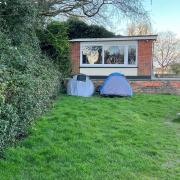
[99,72,133,96]
[67,74,95,97]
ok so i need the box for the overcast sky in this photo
[110,0,180,37]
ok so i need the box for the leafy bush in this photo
[37,22,71,78]
[0,32,61,152]
[0,0,63,153]
[65,17,115,39]
[171,63,180,75]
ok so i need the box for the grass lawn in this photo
[0,94,180,180]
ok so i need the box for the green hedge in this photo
[37,21,71,78]
[0,1,68,153]
[0,32,61,152]
[65,17,115,39]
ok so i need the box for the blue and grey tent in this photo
[67,74,95,97]
[99,72,133,96]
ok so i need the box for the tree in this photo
[35,0,147,19]
[37,21,71,77]
[65,18,115,39]
[154,32,180,74]
[127,21,152,35]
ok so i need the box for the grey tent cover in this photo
[67,74,95,97]
[100,72,133,96]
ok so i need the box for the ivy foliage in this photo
[37,21,71,77]
[0,0,62,152]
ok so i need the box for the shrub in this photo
[37,22,71,78]
[0,33,61,151]
[171,63,180,75]
[65,17,115,39]
[0,0,63,153]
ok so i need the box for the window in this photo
[128,45,136,65]
[81,43,137,66]
[82,46,102,64]
[104,46,124,64]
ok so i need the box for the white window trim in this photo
[127,45,138,66]
[80,43,138,67]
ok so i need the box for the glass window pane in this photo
[128,46,136,65]
[82,46,102,64]
[104,46,124,64]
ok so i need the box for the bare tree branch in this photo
[126,21,152,35]
[154,32,180,74]
[34,0,147,19]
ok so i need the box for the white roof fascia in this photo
[69,35,158,42]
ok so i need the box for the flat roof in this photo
[70,35,158,42]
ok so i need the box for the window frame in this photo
[104,45,125,65]
[80,43,138,67]
[81,44,104,66]
[127,45,137,65]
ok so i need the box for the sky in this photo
[148,0,180,37]
[110,0,180,37]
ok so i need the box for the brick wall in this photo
[70,42,80,74]
[130,80,180,94]
[92,79,180,95]
[138,40,153,76]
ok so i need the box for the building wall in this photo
[80,68,138,76]
[138,40,153,76]
[92,79,180,95]
[70,40,153,77]
[69,40,180,95]
[130,80,180,94]
[70,42,80,74]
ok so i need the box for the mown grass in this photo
[0,94,180,180]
